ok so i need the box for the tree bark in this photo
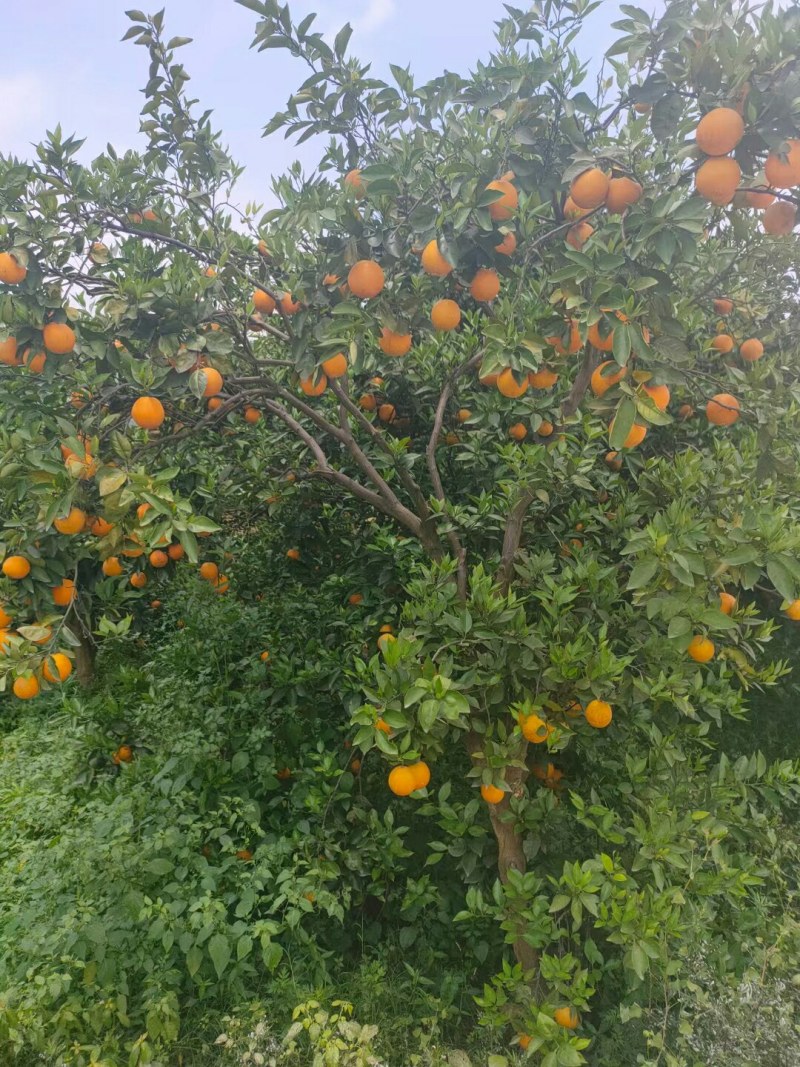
[73,616,96,688]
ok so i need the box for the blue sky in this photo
[1,1,654,208]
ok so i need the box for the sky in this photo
[1,1,653,209]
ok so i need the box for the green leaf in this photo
[186,944,203,976]
[667,616,691,639]
[418,699,439,732]
[609,396,637,450]
[627,559,658,590]
[767,558,796,601]
[208,933,231,979]
[98,468,128,497]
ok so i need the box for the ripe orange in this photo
[130,572,147,589]
[347,260,384,299]
[547,320,582,355]
[214,574,230,594]
[470,268,500,302]
[0,336,19,366]
[102,556,123,577]
[706,393,740,426]
[764,140,800,189]
[253,289,276,314]
[236,849,253,861]
[410,762,431,789]
[121,537,144,558]
[344,168,366,196]
[3,555,30,580]
[388,765,418,796]
[528,368,559,389]
[321,352,348,378]
[52,578,76,606]
[286,548,301,561]
[694,107,744,156]
[199,561,219,581]
[591,360,627,396]
[23,349,46,373]
[0,606,11,628]
[695,157,741,205]
[678,403,694,420]
[485,179,518,220]
[584,699,612,728]
[300,373,327,396]
[167,543,185,562]
[739,338,764,362]
[136,503,152,522]
[200,367,223,397]
[480,783,505,804]
[91,517,113,536]
[431,299,461,332]
[359,393,377,411]
[587,321,615,352]
[379,328,412,357]
[605,176,643,214]
[257,240,270,257]
[54,507,86,535]
[131,396,165,429]
[517,1035,532,1051]
[378,403,396,422]
[719,591,736,615]
[244,405,261,423]
[711,333,734,353]
[563,195,590,220]
[762,201,796,235]
[496,368,529,398]
[538,419,554,437]
[745,187,775,210]
[566,222,594,249]
[375,718,391,734]
[569,167,610,209]
[260,650,270,662]
[150,599,162,609]
[494,231,517,256]
[348,593,363,605]
[322,273,340,286]
[420,240,453,277]
[13,675,40,700]
[713,297,734,315]
[609,419,646,449]
[149,550,168,568]
[379,624,394,636]
[508,422,528,441]
[554,1006,580,1030]
[521,713,553,744]
[785,600,800,621]
[42,323,76,354]
[43,653,72,683]
[479,372,499,387]
[280,293,301,315]
[644,383,670,411]
[0,251,27,284]
[687,635,714,662]
[457,408,472,422]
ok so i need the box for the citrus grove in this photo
[1,1,800,1063]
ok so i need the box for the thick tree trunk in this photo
[73,615,97,688]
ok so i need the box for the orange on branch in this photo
[739,338,764,362]
[54,507,86,535]
[300,373,327,396]
[280,293,301,315]
[485,178,518,221]
[591,361,627,396]
[13,675,40,700]
[43,653,72,684]
[554,1007,580,1030]
[706,393,740,426]
[762,201,796,235]
[131,396,165,429]
[321,352,348,378]
[480,783,505,804]
[102,556,123,577]
[43,323,76,354]
[719,592,736,615]
[0,251,26,284]
[130,572,147,589]
[494,231,517,256]
[566,222,593,249]
[521,713,553,744]
[379,328,412,357]
[253,288,276,314]
[764,141,800,189]
[694,107,744,156]
[711,333,734,353]
[430,299,461,331]
[469,268,500,302]
[585,699,612,728]
[52,579,76,606]
[695,157,741,205]
[605,176,642,214]
[644,383,670,410]
[687,635,715,662]
[200,367,223,397]
[244,405,261,423]
[347,260,384,299]
[528,368,559,389]
[496,368,528,398]
[785,600,800,621]
[420,240,453,276]
[508,422,528,441]
[388,766,418,796]
[713,297,734,315]
[149,550,168,568]
[0,336,19,365]
[569,167,609,209]
[343,168,366,196]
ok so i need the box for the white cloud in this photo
[0,73,47,156]
[354,0,396,34]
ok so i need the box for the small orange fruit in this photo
[300,373,327,396]
[91,517,113,537]
[784,600,800,621]
[605,176,643,214]
[321,352,348,378]
[167,543,185,561]
[199,561,218,581]
[379,328,412,357]
[591,361,627,396]
[280,293,301,315]
[480,783,505,804]
[0,337,19,366]
[54,507,86,535]
[508,422,528,441]
[236,849,253,861]
[485,178,518,220]
[199,367,223,397]
[494,231,517,256]
[348,593,363,606]
[42,323,76,354]
[687,635,715,662]
[52,578,77,606]
[528,368,559,389]
[149,550,169,568]
[538,419,554,437]
[694,107,744,156]
[410,762,431,790]
[569,167,610,209]
[286,548,301,561]
[719,591,736,615]
[378,403,396,423]
[420,240,453,277]
[130,572,147,589]
[711,333,735,353]
[520,713,553,744]
[13,675,40,700]
[713,297,734,316]
[739,338,764,362]
[375,718,392,734]
[762,201,796,235]
[566,221,594,249]
[554,1006,580,1030]
[496,368,528,398]
[643,383,670,411]
[695,157,741,205]
[587,320,615,352]
[23,349,46,373]
[744,188,775,210]
[343,168,366,196]
[706,393,740,426]
[347,260,385,299]
[131,396,165,430]
[584,699,612,728]
[102,557,123,577]
[0,251,27,284]
[764,140,800,189]
[243,405,261,423]
[469,268,500,302]
[388,766,418,796]
[359,393,377,411]
[253,289,276,314]
[431,299,461,331]
[457,408,472,422]
[43,653,72,683]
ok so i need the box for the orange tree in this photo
[2,0,800,1059]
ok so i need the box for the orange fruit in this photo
[687,635,715,662]
[678,403,694,420]
[563,195,591,220]
[121,537,144,558]
[102,556,123,577]
[91,517,113,537]
[518,1035,532,1051]
[131,396,165,429]
[695,157,741,205]
[130,572,147,589]
[764,140,800,189]
[591,360,627,396]
[199,561,219,581]
[547,320,582,355]
[410,762,431,789]
[388,765,418,796]
[344,168,366,196]
[420,240,453,276]
[52,578,76,606]
[42,323,76,354]
[711,333,735,353]
[706,393,740,426]
[167,543,184,562]
[136,503,151,521]
[744,187,775,210]
[236,849,253,861]
[13,675,40,700]
[644,383,670,410]
[359,393,377,411]
[713,297,734,315]
[480,783,505,804]
[150,600,162,609]
[244,405,261,423]
[497,368,528,398]
[348,593,364,605]
[587,321,615,352]
[694,107,744,156]
[43,653,72,683]
[279,293,301,315]
[0,251,27,284]
[54,507,86,535]
[375,718,392,734]
[479,372,499,387]
[322,273,340,286]
[378,403,396,422]
[494,231,517,256]
[739,338,764,362]
[23,349,46,373]
[379,328,412,357]
[470,268,500,302]
[214,574,230,594]
[605,176,643,214]
[528,368,559,389]
[257,239,270,257]
[4,555,31,580]
[444,431,459,445]
[538,419,554,437]
[0,336,19,366]
[569,167,610,209]
[321,352,348,378]
[608,418,646,449]
[149,550,169,568]
[300,373,327,396]
[566,222,594,249]
[485,178,518,220]
[0,606,12,628]
[762,201,796,235]
[784,600,800,621]
[584,699,612,728]
[508,422,528,441]
[554,1006,580,1030]
[521,713,553,744]
[199,367,223,397]
[719,591,736,615]
[207,397,224,413]
[431,299,461,331]
[260,650,270,662]
[253,289,276,314]
[457,408,472,422]
[347,260,384,299]
[286,548,301,561]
